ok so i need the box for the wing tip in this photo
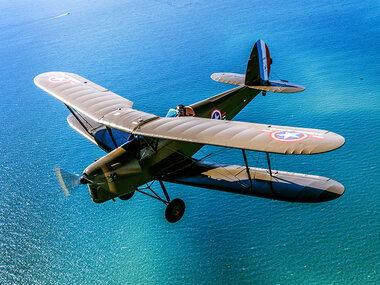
[34,71,67,85]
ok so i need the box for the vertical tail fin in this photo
[211,39,305,93]
[245,39,272,85]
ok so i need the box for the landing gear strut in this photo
[136,181,185,223]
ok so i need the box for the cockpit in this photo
[165,104,195,118]
[92,127,158,161]
[71,104,195,155]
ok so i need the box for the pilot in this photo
[176,104,195,117]
[176,104,186,117]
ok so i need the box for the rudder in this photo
[245,39,272,85]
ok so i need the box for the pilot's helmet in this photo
[176,104,185,115]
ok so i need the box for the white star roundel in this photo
[271,131,308,142]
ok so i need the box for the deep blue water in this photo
[0,0,379,284]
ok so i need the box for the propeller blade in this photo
[54,167,82,196]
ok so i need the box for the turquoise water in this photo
[0,0,379,284]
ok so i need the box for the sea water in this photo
[0,0,379,284]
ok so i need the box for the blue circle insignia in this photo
[271,131,308,142]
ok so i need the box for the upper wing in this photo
[35,72,344,155]
[132,117,344,155]
[34,72,157,132]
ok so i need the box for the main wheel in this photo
[165,199,185,223]
[119,191,135,201]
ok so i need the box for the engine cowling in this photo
[83,139,145,203]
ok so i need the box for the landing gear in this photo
[119,191,135,200]
[136,181,186,223]
[165,199,185,223]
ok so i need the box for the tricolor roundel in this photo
[211,109,222,120]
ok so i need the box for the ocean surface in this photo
[0,0,379,284]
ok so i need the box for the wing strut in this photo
[242,150,253,191]
[266,152,273,177]
[241,151,274,192]
[106,126,118,148]
[65,104,89,133]
[266,152,274,192]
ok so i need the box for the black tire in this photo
[119,191,135,201]
[165,199,185,223]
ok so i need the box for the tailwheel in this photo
[165,199,185,223]
[119,191,135,201]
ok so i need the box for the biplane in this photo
[34,40,345,223]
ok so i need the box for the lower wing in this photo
[162,160,344,203]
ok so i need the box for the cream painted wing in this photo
[131,117,345,155]
[35,72,344,154]
[34,72,157,132]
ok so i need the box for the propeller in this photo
[54,167,91,196]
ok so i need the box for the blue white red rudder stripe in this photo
[256,39,271,81]
[245,39,272,85]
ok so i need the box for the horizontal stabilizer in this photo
[211,73,305,93]
[211,73,245,86]
[248,79,305,93]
